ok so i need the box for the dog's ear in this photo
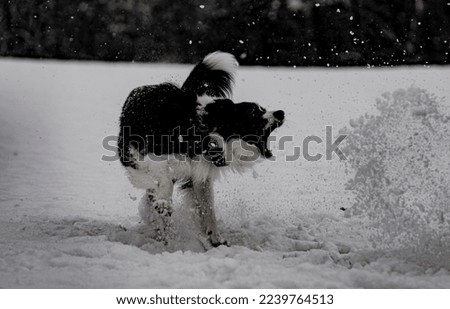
[203,99,235,132]
[204,99,234,115]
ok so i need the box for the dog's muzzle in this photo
[273,110,285,124]
[259,109,285,158]
[264,110,285,130]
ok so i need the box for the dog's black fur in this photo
[118,52,284,168]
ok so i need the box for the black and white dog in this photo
[118,51,284,247]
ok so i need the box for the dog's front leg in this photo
[183,179,228,247]
[138,175,174,244]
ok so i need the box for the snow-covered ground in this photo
[1,58,449,288]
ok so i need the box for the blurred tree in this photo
[0,1,12,55]
[0,0,448,65]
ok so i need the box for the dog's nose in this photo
[273,110,285,121]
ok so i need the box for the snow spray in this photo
[340,87,450,269]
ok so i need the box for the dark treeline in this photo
[0,0,449,66]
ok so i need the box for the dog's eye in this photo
[250,105,265,116]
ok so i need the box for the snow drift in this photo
[0,59,450,288]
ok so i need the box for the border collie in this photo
[118,51,284,247]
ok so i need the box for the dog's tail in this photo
[182,51,238,98]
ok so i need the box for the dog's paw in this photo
[150,199,174,244]
[207,230,229,247]
[153,199,173,216]
[211,239,229,247]
[153,215,174,244]
[197,234,229,250]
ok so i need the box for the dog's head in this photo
[203,99,284,165]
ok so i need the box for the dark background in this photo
[1,0,449,66]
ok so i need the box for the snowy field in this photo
[1,58,450,288]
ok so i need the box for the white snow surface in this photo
[1,59,450,288]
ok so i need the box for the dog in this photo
[118,51,284,247]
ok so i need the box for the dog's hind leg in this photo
[138,174,174,244]
[182,179,228,247]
